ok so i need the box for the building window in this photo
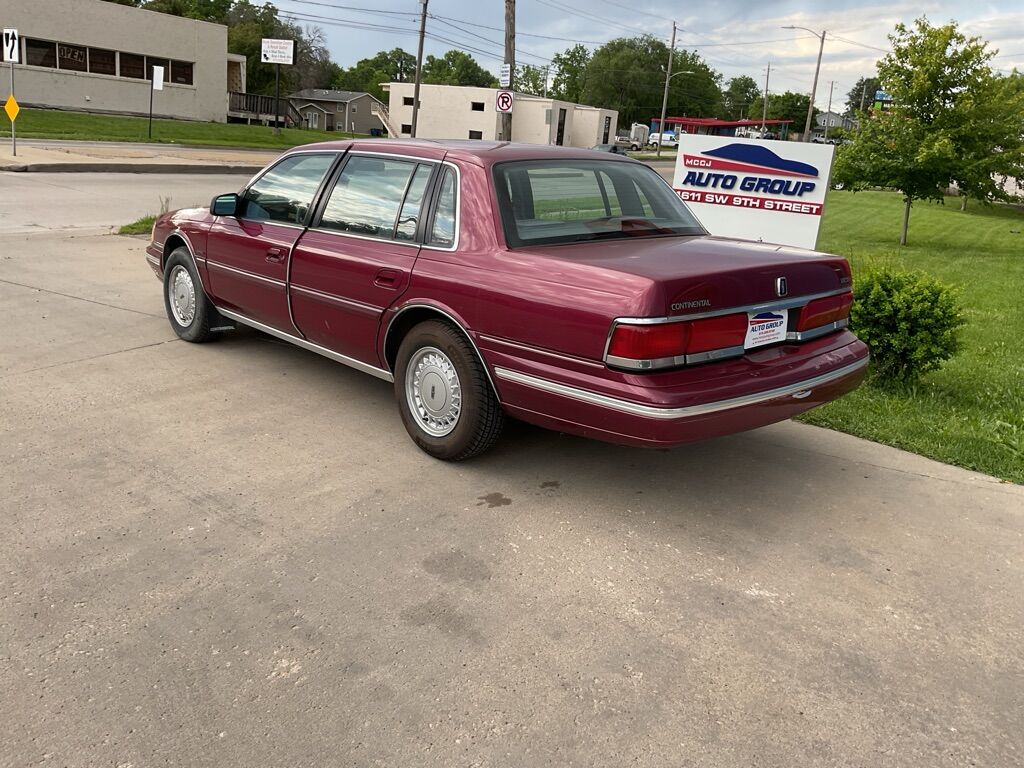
[120,52,145,79]
[88,48,116,76]
[25,39,57,68]
[146,56,170,82]
[403,96,414,106]
[351,104,357,113]
[171,60,193,85]
[57,43,88,72]
[471,102,484,112]
[468,130,483,140]
[400,123,412,134]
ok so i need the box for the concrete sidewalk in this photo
[0,139,277,173]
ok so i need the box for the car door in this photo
[289,153,437,365]
[206,152,338,331]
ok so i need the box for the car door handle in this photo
[266,247,286,263]
[374,269,399,288]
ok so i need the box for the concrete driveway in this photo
[1,173,1021,768]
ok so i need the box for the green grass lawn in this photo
[800,190,1024,483]
[1,108,362,149]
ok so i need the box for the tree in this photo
[834,18,1024,244]
[422,51,497,88]
[845,76,881,115]
[581,36,720,126]
[747,91,815,132]
[550,44,590,103]
[332,48,416,102]
[516,65,547,96]
[721,75,760,120]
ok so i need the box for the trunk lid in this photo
[521,234,851,317]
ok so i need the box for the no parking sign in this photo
[495,90,514,113]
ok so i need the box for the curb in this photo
[0,163,263,174]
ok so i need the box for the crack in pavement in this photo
[0,276,163,318]
[1,337,178,379]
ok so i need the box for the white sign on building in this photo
[151,65,164,89]
[261,38,294,65]
[672,135,835,250]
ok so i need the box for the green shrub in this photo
[851,268,966,383]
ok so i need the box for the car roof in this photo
[290,138,636,168]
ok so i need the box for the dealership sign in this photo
[673,135,835,249]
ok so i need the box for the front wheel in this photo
[163,247,216,343]
[394,320,504,461]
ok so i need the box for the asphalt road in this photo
[2,173,1022,768]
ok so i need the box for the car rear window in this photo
[492,160,705,247]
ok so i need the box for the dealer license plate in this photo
[745,310,788,349]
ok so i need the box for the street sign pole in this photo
[9,60,15,156]
[148,71,154,140]
[274,63,281,136]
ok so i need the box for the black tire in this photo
[163,247,216,343]
[394,320,504,461]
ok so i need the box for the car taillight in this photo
[607,323,690,362]
[607,312,747,369]
[798,292,853,331]
[686,313,747,353]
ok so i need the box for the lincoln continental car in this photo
[146,139,868,460]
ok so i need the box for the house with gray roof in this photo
[287,89,386,134]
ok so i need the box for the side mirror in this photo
[211,193,240,217]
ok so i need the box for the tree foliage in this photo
[721,75,760,120]
[747,90,815,132]
[422,50,497,88]
[332,49,416,102]
[550,44,590,104]
[516,65,548,96]
[845,76,881,115]
[579,36,721,126]
[834,18,1024,244]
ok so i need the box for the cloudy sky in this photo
[274,0,1024,111]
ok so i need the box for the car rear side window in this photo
[319,156,422,240]
[428,168,457,247]
[493,160,705,247]
[241,153,335,225]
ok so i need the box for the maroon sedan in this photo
[147,139,868,460]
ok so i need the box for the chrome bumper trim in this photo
[216,308,394,383]
[493,357,869,420]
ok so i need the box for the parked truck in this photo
[615,123,650,151]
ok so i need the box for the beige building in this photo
[2,0,231,122]
[288,89,386,134]
[383,83,617,148]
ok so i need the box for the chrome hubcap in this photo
[168,265,196,327]
[406,346,462,437]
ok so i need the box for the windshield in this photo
[493,159,706,247]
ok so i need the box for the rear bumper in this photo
[487,334,869,448]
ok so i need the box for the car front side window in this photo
[241,153,336,225]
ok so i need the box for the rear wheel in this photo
[163,248,215,343]
[395,320,504,461]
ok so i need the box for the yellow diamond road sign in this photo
[5,95,19,122]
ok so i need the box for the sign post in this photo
[3,28,19,157]
[148,65,163,140]
[495,89,514,115]
[261,39,294,136]
[499,64,511,89]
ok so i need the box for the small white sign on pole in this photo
[261,39,294,65]
[499,63,511,88]
[495,89,514,113]
[2,28,19,63]
[672,134,835,250]
[151,65,164,90]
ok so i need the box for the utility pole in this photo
[803,30,825,141]
[656,21,676,159]
[823,80,834,140]
[502,0,515,142]
[761,61,771,133]
[859,81,867,112]
[410,0,428,138]
[543,64,550,98]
